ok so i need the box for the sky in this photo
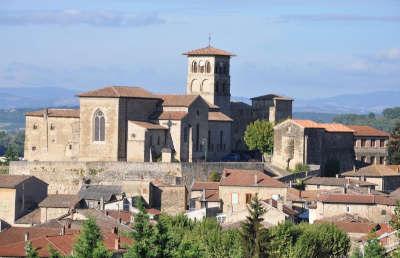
[0,0,399,99]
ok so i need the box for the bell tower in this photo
[183,45,234,115]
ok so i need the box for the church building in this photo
[24,45,293,162]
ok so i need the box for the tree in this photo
[269,221,301,257]
[363,238,385,258]
[25,241,39,258]
[124,199,158,258]
[383,107,400,119]
[208,171,220,182]
[240,194,269,258]
[48,245,63,258]
[349,247,362,258]
[244,120,274,155]
[388,121,400,164]
[72,217,111,258]
[5,144,19,165]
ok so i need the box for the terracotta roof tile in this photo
[129,121,167,130]
[347,125,390,137]
[39,194,81,208]
[78,86,160,99]
[343,165,400,177]
[158,94,199,107]
[158,111,188,120]
[25,109,80,118]
[183,46,235,56]
[204,189,220,202]
[318,193,397,205]
[315,221,377,234]
[192,181,219,191]
[291,119,354,133]
[220,169,286,188]
[208,111,233,122]
[0,175,32,188]
[286,188,319,202]
[303,177,376,187]
[106,210,132,224]
[292,119,323,128]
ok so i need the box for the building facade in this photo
[347,125,390,166]
[272,119,355,175]
[24,45,293,162]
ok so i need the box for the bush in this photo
[293,163,310,173]
[208,171,220,182]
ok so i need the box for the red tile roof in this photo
[343,165,400,177]
[129,121,167,130]
[220,169,286,188]
[106,210,132,224]
[78,86,160,99]
[347,125,390,137]
[183,46,235,56]
[316,221,377,234]
[287,188,319,202]
[208,111,233,122]
[0,230,131,257]
[204,189,220,202]
[157,111,188,120]
[25,109,80,118]
[158,94,200,107]
[291,119,354,133]
[192,181,219,191]
[0,175,32,188]
[318,193,397,205]
[303,177,376,187]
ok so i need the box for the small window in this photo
[380,156,385,164]
[370,140,375,148]
[245,193,252,204]
[69,144,72,150]
[192,61,197,73]
[381,209,387,215]
[205,61,211,73]
[380,139,385,148]
[33,123,38,130]
[50,123,55,130]
[361,139,366,147]
[370,156,375,164]
[232,193,239,205]
[346,205,350,213]
[32,146,36,151]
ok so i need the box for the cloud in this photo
[268,14,400,23]
[0,9,165,27]
[378,48,400,61]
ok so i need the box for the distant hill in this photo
[0,87,78,109]
[292,112,337,123]
[294,91,400,114]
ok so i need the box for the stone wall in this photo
[9,161,266,194]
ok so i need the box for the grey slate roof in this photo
[39,194,81,208]
[78,185,122,202]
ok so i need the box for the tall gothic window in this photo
[192,61,198,73]
[94,110,105,142]
[205,61,211,73]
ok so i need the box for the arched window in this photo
[205,61,211,73]
[199,61,205,73]
[94,110,105,142]
[192,61,197,73]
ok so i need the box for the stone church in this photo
[24,45,293,162]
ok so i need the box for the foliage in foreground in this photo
[388,121,400,165]
[125,196,350,258]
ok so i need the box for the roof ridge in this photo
[111,86,119,97]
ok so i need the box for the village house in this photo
[342,165,400,192]
[272,119,355,175]
[189,181,220,210]
[348,125,390,166]
[303,176,376,191]
[23,45,293,163]
[309,193,397,224]
[0,175,48,227]
[218,169,288,224]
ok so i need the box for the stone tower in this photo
[183,46,234,115]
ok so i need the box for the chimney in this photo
[60,225,65,236]
[202,188,206,201]
[100,197,104,211]
[254,174,258,186]
[368,187,371,195]
[24,232,29,242]
[289,181,292,188]
[336,174,339,178]
[114,237,120,250]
